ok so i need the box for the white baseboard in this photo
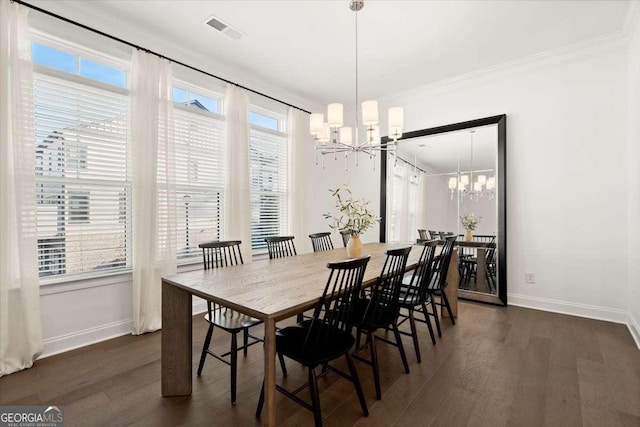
[508,293,628,324]
[40,299,209,359]
[40,319,133,359]
[627,311,640,349]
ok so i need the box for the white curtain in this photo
[397,162,410,242]
[224,84,252,261]
[130,51,176,335]
[287,107,311,253]
[0,1,43,375]
[416,170,428,230]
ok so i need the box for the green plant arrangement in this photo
[460,213,481,232]
[323,185,379,237]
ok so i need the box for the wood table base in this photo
[161,281,193,396]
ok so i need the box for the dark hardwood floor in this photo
[1,302,639,426]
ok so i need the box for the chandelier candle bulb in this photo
[362,100,379,125]
[369,125,380,145]
[327,103,344,127]
[448,177,457,189]
[319,123,331,143]
[388,107,404,128]
[310,113,324,135]
[340,126,353,145]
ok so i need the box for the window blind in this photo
[174,106,225,260]
[34,72,130,278]
[250,128,288,252]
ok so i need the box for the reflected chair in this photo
[397,240,438,361]
[340,229,352,247]
[417,229,428,240]
[264,236,297,259]
[352,247,412,400]
[197,240,263,405]
[428,230,440,240]
[426,235,457,337]
[256,256,371,427]
[309,232,334,252]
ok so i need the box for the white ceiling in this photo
[28,0,632,108]
[397,125,497,174]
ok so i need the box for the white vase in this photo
[346,235,363,258]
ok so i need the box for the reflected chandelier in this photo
[309,0,404,170]
[447,131,495,200]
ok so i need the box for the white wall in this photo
[627,11,640,347]
[308,36,632,323]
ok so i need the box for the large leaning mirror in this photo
[380,115,507,305]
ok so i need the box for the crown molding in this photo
[381,30,629,105]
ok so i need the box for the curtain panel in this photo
[0,1,44,375]
[224,84,252,261]
[130,51,177,335]
[287,107,311,253]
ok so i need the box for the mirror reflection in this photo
[386,124,500,301]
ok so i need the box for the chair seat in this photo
[351,299,398,330]
[398,286,431,307]
[276,324,355,366]
[204,309,262,332]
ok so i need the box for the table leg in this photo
[263,317,277,426]
[162,280,192,396]
[442,249,458,318]
[476,248,488,293]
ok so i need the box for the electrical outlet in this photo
[525,272,535,284]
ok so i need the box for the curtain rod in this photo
[12,0,312,115]
[393,154,427,174]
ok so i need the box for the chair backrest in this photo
[362,247,412,325]
[198,240,243,315]
[417,229,428,240]
[473,235,496,244]
[429,235,457,291]
[303,256,371,353]
[264,236,297,259]
[401,240,437,304]
[339,229,352,247]
[309,232,334,252]
[199,240,243,270]
[428,230,439,240]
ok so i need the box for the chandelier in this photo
[308,0,404,170]
[447,130,495,200]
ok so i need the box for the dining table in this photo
[160,241,458,426]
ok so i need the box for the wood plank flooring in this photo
[1,302,639,426]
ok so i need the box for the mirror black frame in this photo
[380,114,507,306]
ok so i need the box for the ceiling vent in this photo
[205,15,244,40]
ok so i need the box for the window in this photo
[32,42,127,88]
[173,83,225,260]
[172,86,220,114]
[249,111,279,131]
[249,110,288,252]
[33,41,130,278]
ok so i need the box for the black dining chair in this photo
[351,246,412,400]
[197,240,263,405]
[264,236,297,259]
[339,229,352,247]
[426,235,457,337]
[397,240,438,361]
[256,256,371,427]
[428,230,440,240]
[417,229,428,240]
[309,232,334,252]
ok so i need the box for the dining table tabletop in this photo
[160,241,457,426]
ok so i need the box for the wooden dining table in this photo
[160,242,457,426]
